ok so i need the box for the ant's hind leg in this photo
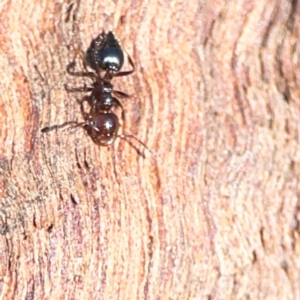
[119,134,156,159]
[110,143,121,185]
[41,121,87,133]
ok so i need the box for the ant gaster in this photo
[42,31,154,157]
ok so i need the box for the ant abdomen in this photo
[87,112,120,146]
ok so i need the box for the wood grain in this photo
[0,0,299,299]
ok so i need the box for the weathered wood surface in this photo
[0,0,299,299]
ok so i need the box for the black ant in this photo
[41,31,154,157]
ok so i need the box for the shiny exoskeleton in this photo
[86,31,125,80]
[76,79,126,146]
[42,31,153,155]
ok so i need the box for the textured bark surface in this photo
[0,0,300,299]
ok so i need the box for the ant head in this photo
[86,31,124,73]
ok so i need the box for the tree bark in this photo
[0,0,299,299]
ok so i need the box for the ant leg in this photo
[64,83,94,93]
[118,134,156,159]
[113,90,131,98]
[78,96,93,120]
[41,121,88,133]
[113,97,126,129]
[63,121,90,131]
[114,54,135,77]
[110,142,121,185]
[66,61,96,79]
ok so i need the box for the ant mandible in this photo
[41,31,154,157]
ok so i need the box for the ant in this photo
[41,31,154,157]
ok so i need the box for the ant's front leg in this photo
[66,61,97,80]
[64,83,94,93]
